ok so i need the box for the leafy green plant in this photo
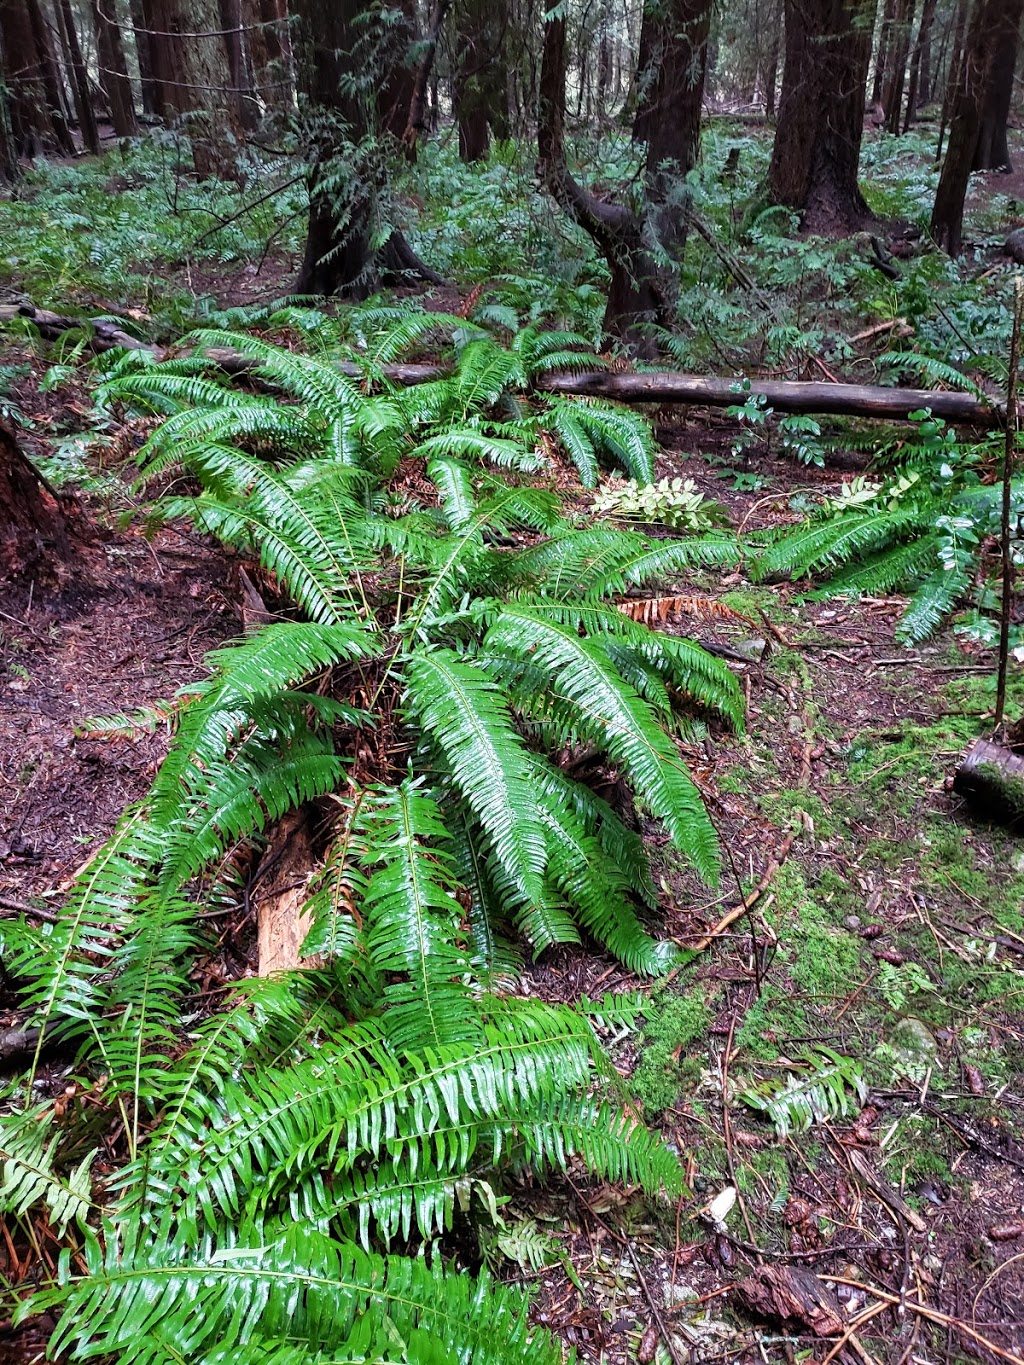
[1,319,743,1364]
[740,1048,867,1137]
[752,412,1023,643]
[591,475,728,530]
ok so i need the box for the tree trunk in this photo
[453,0,508,162]
[768,0,877,233]
[244,0,292,115]
[539,0,670,350]
[882,0,915,134]
[56,0,100,152]
[401,0,451,157]
[0,76,19,179]
[972,0,1024,172]
[935,0,968,163]
[218,0,257,131]
[92,0,138,137]
[0,0,52,155]
[293,0,377,296]
[931,0,1003,254]
[902,0,937,130]
[378,0,418,138]
[0,424,74,585]
[5,0,76,154]
[25,0,76,152]
[130,0,160,115]
[633,0,712,265]
[871,0,896,105]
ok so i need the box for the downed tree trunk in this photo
[952,737,1024,825]
[0,303,1007,426]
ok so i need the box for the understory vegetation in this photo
[2,19,1024,1361]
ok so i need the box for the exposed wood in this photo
[1,304,1007,426]
[733,1265,844,1336]
[953,738,1024,825]
[256,809,317,975]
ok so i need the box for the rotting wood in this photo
[952,737,1024,825]
[733,1265,845,1337]
[1,303,1007,426]
[256,809,318,976]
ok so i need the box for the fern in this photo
[740,1048,868,1138]
[6,320,741,1364]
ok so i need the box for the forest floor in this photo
[2,341,1023,1364]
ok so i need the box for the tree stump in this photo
[0,421,74,585]
[952,738,1024,825]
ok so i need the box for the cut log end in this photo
[952,737,1024,825]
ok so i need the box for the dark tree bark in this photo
[92,0,138,137]
[539,0,671,350]
[882,0,915,133]
[0,77,18,179]
[401,0,451,157]
[633,0,711,263]
[25,0,76,150]
[292,0,379,296]
[378,0,418,138]
[931,0,1005,253]
[935,0,968,162]
[0,0,54,155]
[453,0,508,163]
[972,0,1024,171]
[244,0,292,115]
[871,0,896,105]
[130,0,160,115]
[55,0,100,152]
[219,0,257,131]
[902,0,937,130]
[0,424,74,586]
[3,0,76,154]
[768,0,877,233]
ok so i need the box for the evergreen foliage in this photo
[0,317,743,1364]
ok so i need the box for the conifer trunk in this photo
[92,0,138,137]
[972,0,1024,172]
[931,0,1003,254]
[56,0,100,153]
[768,0,876,233]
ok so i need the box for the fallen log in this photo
[0,303,1006,426]
[952,737,1024,825]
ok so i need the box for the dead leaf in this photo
[637,1324,658,1362]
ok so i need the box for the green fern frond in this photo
[0,1106,94,1235]
[359,780,480,1052]
[741,1048,867,1138]
[485,607,719,883]
[404,649,548,908]
[40,1223,565,1365]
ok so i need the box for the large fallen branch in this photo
[0,303,1006,426]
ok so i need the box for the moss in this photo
[735,985,810,1059]
[630,988,712,1116]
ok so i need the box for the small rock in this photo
[663,1282,697,1309]
[734,636,767,661]
[891,1017,938,1061]
[1011,848,1024,874]
[844,914,861,930]
[787,715,803,735]
[1005,228,1024,265]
